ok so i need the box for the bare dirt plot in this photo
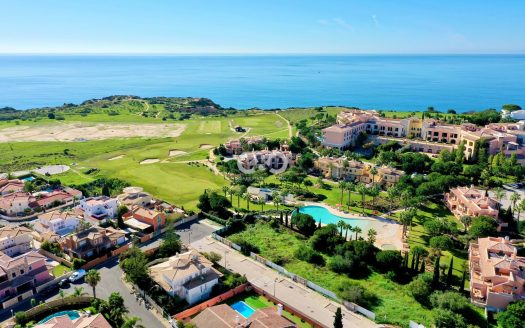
[199,144,213,149]
[33,165,70,175]
[140,159,160,165]
[0,123,186,142]
[169,150,188,157]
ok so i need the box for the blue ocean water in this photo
[0,55,523,112]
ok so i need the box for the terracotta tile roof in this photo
[0,226,32,239]
[192,304,295,328]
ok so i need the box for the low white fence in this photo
[343,301,376,321]
[409,321,426,328]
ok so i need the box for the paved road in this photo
[0,258,167,328]
[192,236,378,328]
[175,219,218,244]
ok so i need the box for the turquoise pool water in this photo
[21,176,35,181]
[295,205,369,229]
[38,310,80,324]
[231,301,255,318]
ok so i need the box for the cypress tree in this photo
[433,256,441,290]
[101,184,110,197]
[410,253,416,270]
[460,267,467,293]
[403,251,409,268]
[420,257,425,273]
[318,218,322,229]
[285,212,289,227]
[446,257,454,289]
[279,211,283,224]
[333,307,343,328]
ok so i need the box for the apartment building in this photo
[238,147,298,172]
[321,110,525,162]
[469,237,525,311]
[314,157,405,187]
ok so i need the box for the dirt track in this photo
[0,122,186,142]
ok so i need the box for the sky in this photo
[1,0,524,54]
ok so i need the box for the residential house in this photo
[34,209,83,236]
[224,137,264,155]
[0,178,24,196]
[247,186,294,204]
[238,148,297,173]
[0,251,53,309]
[192,304,295,328]
[0,227,33,257]
[149,249,222,305]
[122,206,165,233]
[0,193,34,216]
[78,196,118,223]
[60,226,126,261]
[469,237,525,311]
[445,186,501,228]
[33,190,77,210]
[117,186,153,207]
[32,313,112,328]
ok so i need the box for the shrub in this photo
[407,277,431,304]
[429,291,469,313]
[375,250,403,273]
[295,247,325,266]
[15,311,27,324]
[72,258,86,270]
[497,300,525,328]
[432,308,467,328]
[327,255,353,274]
[291,212,317,236]
[236,240,259,256]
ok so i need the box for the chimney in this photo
[277,304,283,316]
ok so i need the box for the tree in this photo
[493,187,505,209]
[355,183,368,214]
[370,166,378,185]
[433,308,467,328]
[337,220,345,236]
[497,301,525,328]
[430,291,469,313]
[272,191,281,211]
[510,192,521,215]
[292,213,317,236]
[375,250,403,273]
[106,292,128,325]
[117,205,129,228]
[368,185,380,209]
[430,236,453,257]
[221,186,229,198]
[459,215,472,233]
[102,184,110,197]
[433,256,441,289]
[367,228,377,244]
[158,228,182,258]
[410,246,429,271]
[122,317,145,328]
[338,181,346,205]
[23,181,35,193]
[85,269,101,299]
[73,286,85,297]
[468,216,498,239]
[446,257,454,289]
[407,276,431,304]
[400,209,416,237]
[353,226,362,240]
[333,307,343,328]
[119,247,149,284]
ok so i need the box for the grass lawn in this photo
[52,264,71,277]
[228,223,434,327]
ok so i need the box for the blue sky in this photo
[1,0,524,54]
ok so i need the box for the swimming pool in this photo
[38,310,80,324]
[231,301,255,318]
[20,176,35,181]
[294,205,369,229]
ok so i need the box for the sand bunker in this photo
[140,158,160,164]
[199,144,213,149]
[0,123,186,142]
[169,150,187,157]
[108,155,124,161]
[33,165,70,175]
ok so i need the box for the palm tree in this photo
[399,209,416,237]
[510,192,521,215]
[517,200,525,224]
[59,290,65,302]
[235,188,242,208]
[337,220,346,236]
[338,181,347,205]
[354,226,362,240]
[493,187,505,210]
[386,186,400,213]
[367,228,377,244]
[122,317,145,328]
[221,186,230,198]
[370,166,378,185]
[272,191,281,211]
[345,181,355,207]
[368,185,380,209]
[344,223,352,240]
[72,287,84,297]
[460,215,472,233]
[86,269,101,299]
[258,199,265,211]
[355,183,368,214]
[242,191,251,211]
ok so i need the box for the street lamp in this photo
[11,309,13,318]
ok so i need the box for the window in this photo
[11,272,16,278]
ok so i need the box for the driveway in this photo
[191,237,378,328]
[0,258,167,327]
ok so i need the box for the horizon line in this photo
[0,52,524,56]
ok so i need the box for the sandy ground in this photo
[169,150,187,157]
[199,144,213,149]
[0,122,186,142]
[33,165,70,175]
[140,158,160,164]
[108,155,124,161]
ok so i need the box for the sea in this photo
[0,55,523,112]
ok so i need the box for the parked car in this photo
[69,269,86,282]
[40,284,59,296]
[58,278,69,288]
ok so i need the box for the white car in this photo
[69,269,86,282]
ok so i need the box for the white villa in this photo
[78,196,118,222]
[117,186,153,207]
[149,249,222,305]
[34,209,82,236]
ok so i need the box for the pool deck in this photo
[302,202,403,250]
